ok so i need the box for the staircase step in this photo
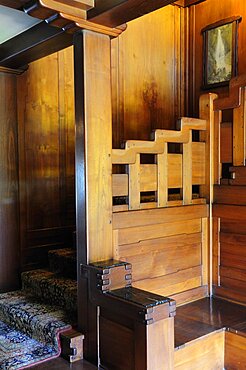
[22,269,77,314]
[0,291,71,347]
[49,248,77,279]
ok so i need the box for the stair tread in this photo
[0,290,71,346]
[22,269,77,313]
[48,248,76,279]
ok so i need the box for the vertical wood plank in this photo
[214,110,222,184]
[199,93,218,295]
[183,131,192,204]
[135,318,174,370]
[202,217,208,286]
[212,217,220,287]
[0,72,20,291]
[146,318,174,370]
[129,154,141,210]
[82,30,113,262]
[158,143,168,207]
[233,87,246,166]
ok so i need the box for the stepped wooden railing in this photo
[112,118,207,212]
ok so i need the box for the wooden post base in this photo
[60,329,84,363]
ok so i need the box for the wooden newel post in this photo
[74,29,113,363]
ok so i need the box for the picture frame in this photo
[202,16,242,89]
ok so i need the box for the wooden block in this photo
[60,329,84,363]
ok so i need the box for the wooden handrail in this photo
[214,74,246,111]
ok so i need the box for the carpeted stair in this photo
[0,247,78,369]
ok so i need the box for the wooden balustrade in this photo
[112,117,208,211]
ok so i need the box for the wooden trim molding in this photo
[0,66,27,75]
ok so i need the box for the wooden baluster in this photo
[129,154,141,210]
[157,143,168,207]
[182,130,192,205]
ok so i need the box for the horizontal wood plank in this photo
[124,242,201,280]
[171,286,208,306]
[113,204,208,229]
[213,204,246,220]
[220,266,246,283]
[213,286,246,305]
[114,232,202,258]
[118,219,201,245]
[220,219,246,234]
[174,331,225,369]
[133,266,202,296]
[214,185,246,205]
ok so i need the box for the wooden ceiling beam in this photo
[0,21,72,69]
[87,0,177,28]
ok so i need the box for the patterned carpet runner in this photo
[0,248,77,369]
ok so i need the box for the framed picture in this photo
[202,16,242,89]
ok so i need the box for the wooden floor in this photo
[175,297,246,348]
[32,358,97,369]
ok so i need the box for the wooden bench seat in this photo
[175,297,246,348]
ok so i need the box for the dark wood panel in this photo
[213,204,246,220]
[17,48,75,270]
[0,72,20,291]
[100,316,135,370]
[214,185,246,205]
[220,219,246,234]
[33,357,97,369]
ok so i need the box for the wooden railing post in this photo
[82,260,176,370]
[74,30,113,364]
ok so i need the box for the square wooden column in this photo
[74,30,113,363]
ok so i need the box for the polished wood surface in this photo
[225,331,246,369]
[17,48,75,270]
[0,72,20,292]
[111,5,187,148]
[175,297,246,348]
[32,357,96,369]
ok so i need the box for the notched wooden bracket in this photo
[81,259,132,293]
[60,329,84,362]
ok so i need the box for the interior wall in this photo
[189,0,246,116]
[17,47,75,270]
[0,72,20,292]
[111,4,188,148]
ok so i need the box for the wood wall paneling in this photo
[17,48,75,270]
[0,73,20,291]
[111,5,187,147]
